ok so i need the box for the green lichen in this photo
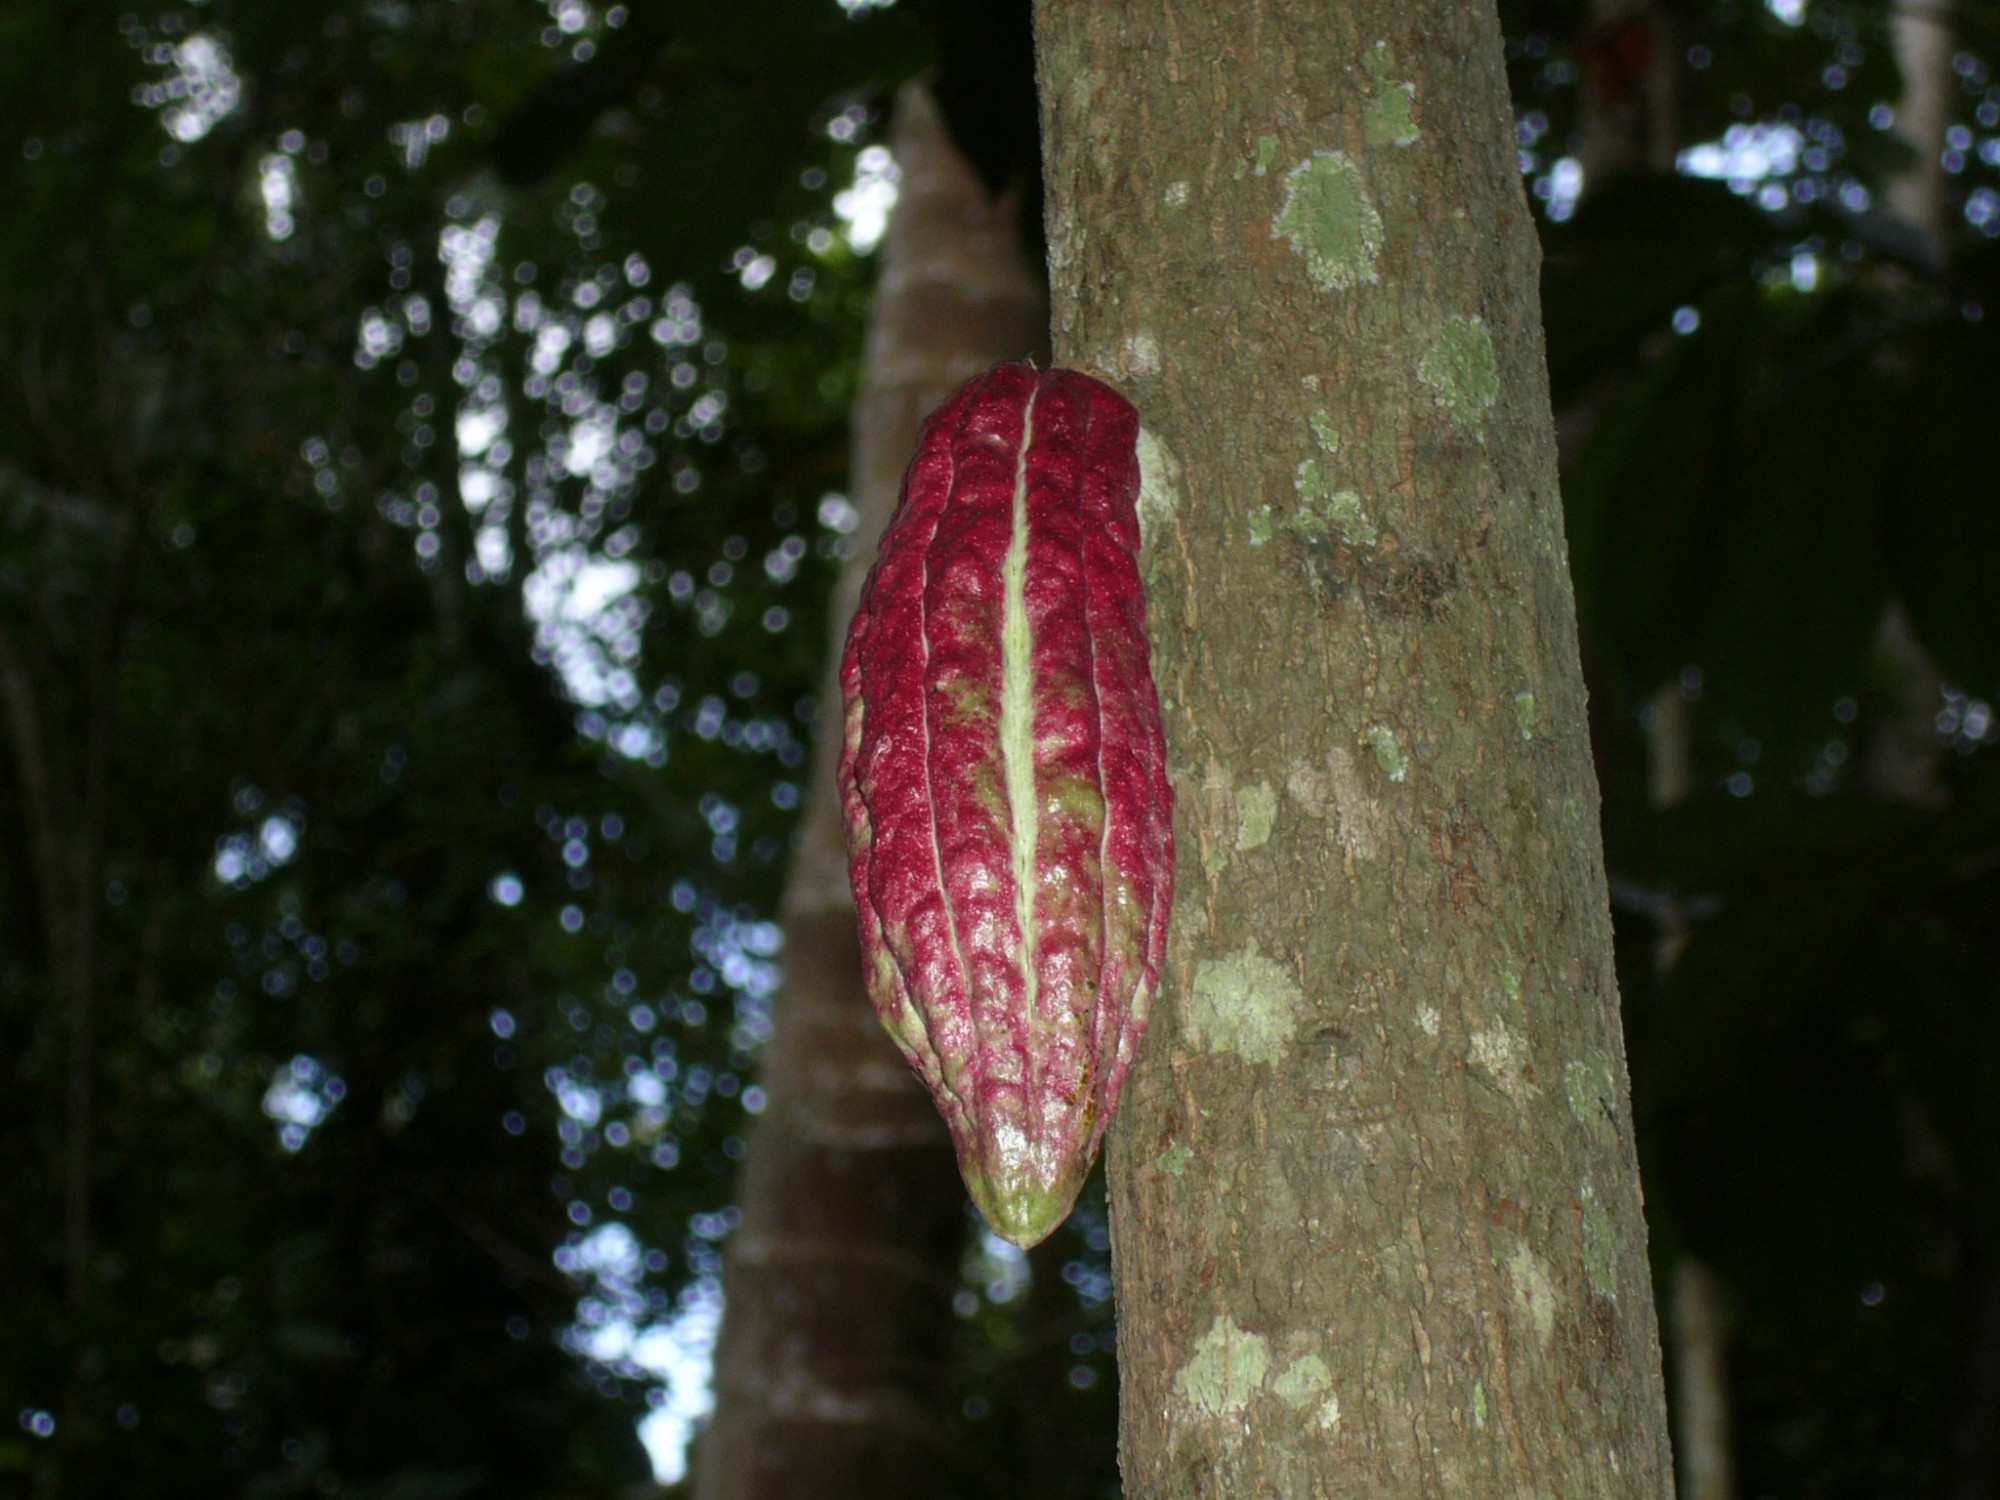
[1472,1380,1488,1427]
[1235,780,1277,851]
[1248,504,1274,547]
[1156,1143,1195,1177]
[1418,316,1500,426]
[1293,454,1333,504]
[1254,134,1280,177]
[1270,1354,1328,1407]
[1581,1184,1619,1299]
[1565,1058,1618,1142]
[1361,43,1420,146]
[1173,1314,1270,1421]
[1308,411,1340,452]
[1271,1354,1341,1428]
[1272,152,1382,292]
[1320,490,1376,546]
[1365,83,1420,147]
[1189,942,1304,1065]
[1292,455,1376,548]
[1514,691,1537,740]
[1366,724,1408,783]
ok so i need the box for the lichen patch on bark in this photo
[1290,406,1373,547]
[1271,1353,1342,1429]
[1234,780,1277,850]
[1172,1313,1270,1430]
[1291,457,1378,548]
[1366,724,1408,782]
[1417,316,1501,425]
[1361,43,1421,147]
[1155,1142,1194,1176]
[1581,1184,1620,1298]
[1468,1018,1533,1098]
[1135,426,1182,552]
[1188,942,1304,1064]
[1566,1057,1619,1144]
[1515,690,1538,740]
[1272,151,1383,292]
[1119,330,1163,377]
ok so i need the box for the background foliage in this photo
[2,0,1997,1496]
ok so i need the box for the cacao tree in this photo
[1033,0,1675,1489]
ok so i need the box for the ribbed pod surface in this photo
[839,363,1173,1247]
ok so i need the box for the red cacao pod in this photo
[839,363,1173,1248]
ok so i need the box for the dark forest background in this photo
[3,0,1999,1495]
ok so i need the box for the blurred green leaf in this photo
[1541,174,1774,404]
[1564,286,1755,703]
[1695,331,1895,744]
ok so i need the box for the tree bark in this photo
[693,81,1047,1500]
[1033,1,1675,1493]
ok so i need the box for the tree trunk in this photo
[1669,1259,1735,1500]
[693,81,1047,1500]
[1033,1,1674,1493]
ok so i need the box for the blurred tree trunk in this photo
[1865,1,1953,810]
[693,81,1046,1500]
[1574,0,1679,183]
[1035,0,1675,1493]
[1875,16,2000,1492]
[0,471,139,1319]
[1648,690,1736,1500]
[1668,1258,1734,1500]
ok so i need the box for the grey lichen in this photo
[1506,1244,1560,1349]
[1235,780,1278,850]
[1188,941,1304,1065]
[1173,1313,1270,1425]
[1271,1353,1341,1429]
[1135,427,1182,549]
[1581,1183,1620,1299]
[1565,1058,1619,1145]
